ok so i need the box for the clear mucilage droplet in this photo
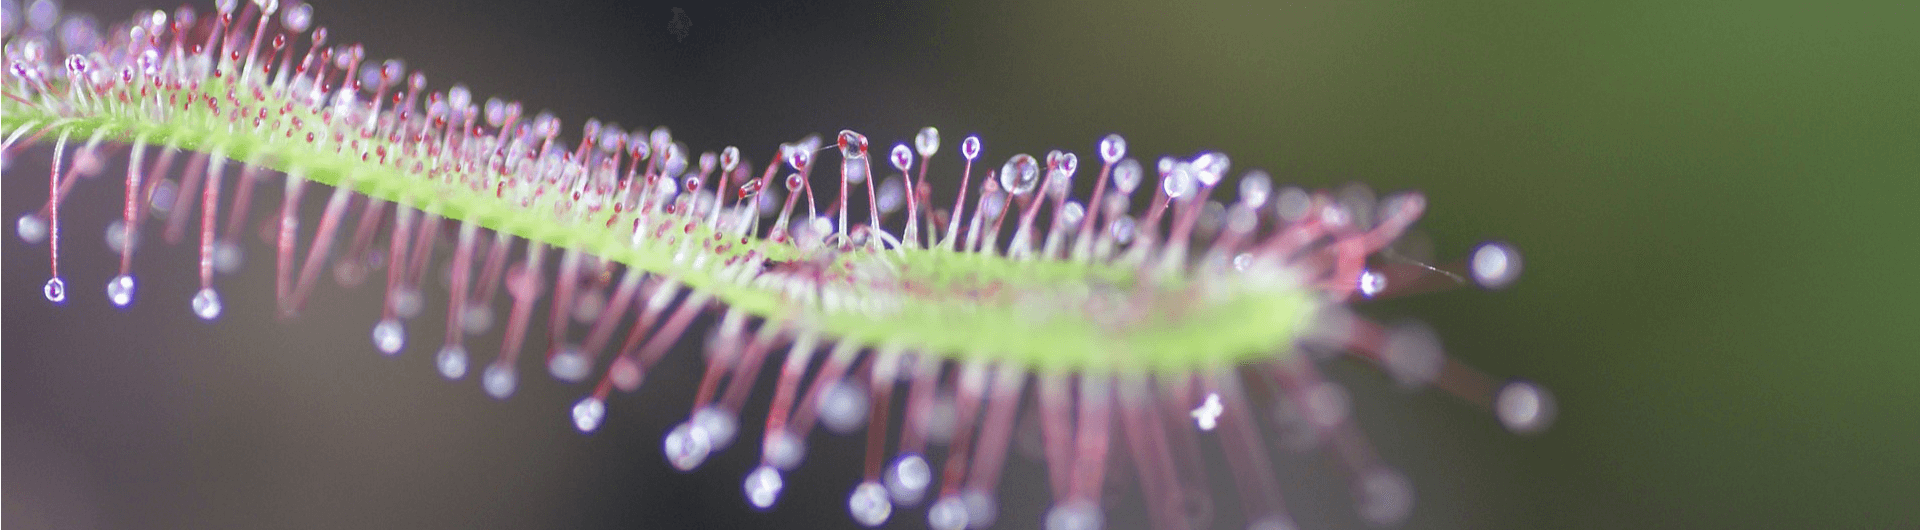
[891,143,913,171]
[1112,159,1142,194]
[744,465,784,510]
[436,345,469,380]
[915,127,940,157]
[107,274,135,307]
[1099,133,1126,164]
[961,135,981,161]
[17,213,47,243]
[664,420,714,471]
[371,318,404,355]
[838,130,869,159]
[885,453,931,505]
[483,363,517,399]
[848,481,893,527]
[548,344,591,382]
[572,397,606,433]
[191,288,221,320]
[43,277,66,303]
[999,154,1040,195]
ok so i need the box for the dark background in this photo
[7,0,1918,529]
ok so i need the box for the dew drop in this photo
[1471,241,1523,290]
[371,318,404,355]
[1111,158,1142,194]
[885,453,931,505]
[1099,133,1127,164]
[915,127,940,157]
[107,274,135,308]
[999,154,1040,195]
[848,481,892,527]
[191,288,222,320]
[1056,151,1079,179]
[43,277,66,303]
[16,213,47,243]
[436,345,468,380]
[1496,379,1555,435]
[1192,152,1230,187]
[763,429,806,471]
[571,396,606,433]
[548,345,591,382]
[890,143,913,171]
[743,465,784,510]
[927,495,970,530]
[1358,268,1387,299]
[1046,502,1105,530]
[838,130,869,159]
[1162,164,1196,198]
[482,363,517,399]
[664,420,714,471]
[960,135,981,161]
[817,380,869,434]
[1357,468,1414,526]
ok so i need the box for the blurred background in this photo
[7,0,1918,528]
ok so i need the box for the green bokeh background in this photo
[7,0,1916,528]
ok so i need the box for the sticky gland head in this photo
[4,2,1552,529]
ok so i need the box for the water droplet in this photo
[1496,379,1554,434]
[1238,170,1272,208]
[548,345,591,382]
[1357,468,1414,526]
[763,429,806,471]
[890,144,913,172]
[1162,164,1196,198]
[1358,269,1387,298]
[16,213,47,243]
[848,481,892,527]
[1112,159,1142,194]
[462,304,493,335]
[191,288,222,320]
[281,2,312,32]
[787,145,811,171]
[785,173,806,191]
[107,274,135,307]
[999,154,1040,195]
[838,130,869,159]
[927,495,969,530]
[878,176,906,214]
[962,489,998,529]
[1192,152,1230,187]
[720,146,740,172]
[743,465,784,510]
[1060,201,1085,227]
[1471,241,1522,290]
[571,396,606,433]
[817,380,869,434]
[1382,321,1443,388]
[960,135,981,161]
[213,240,242,274]
[1110,217,1135,244]
[43,277,66,303]
[1046,502,1105,530]
[482,363,517,399]
[692,406,738,449]
[885,453,931,505]
[1099,134,1126,164]
[371,318,404,355]
[915,127,940,157]
[436,345,468,380]
[664,420,714,471]
[1056,151,1079,179]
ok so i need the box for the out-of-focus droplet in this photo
[107,274,135,307]
[1497,379,1555,434]
[744,465,784,510]
[436,345,468,380]
[571,396,606,433]
[191,288,221,319]
[848,481,892,527]
[371,318,404,355]
[961,135,981,161]
[999,154,1040,195]
[1099,133,1126,164]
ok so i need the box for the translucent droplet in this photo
[548,345,591,382]
[281,2,312,32]
[817,380,869,434]
[390,288,423,319]
[462,304,494,335]
[1239,170,1272,208]
[212,240,242,274]
[999,154,1040,195]
[1358,269,1387,298]
[1046,502,1105,530]
[1192,152,1230,187]
[878,176,906,213]
[927,495,969,530]
[436,345,469,380]
[960,135,981,161]
[1471,241,1523,290]
[1357,468,1414,526]
[885,453,931,505]
[664,420,714,471]
[961,489,997,529]
[190,288,221,319]
[890,144,913,171]
[838,130,869,159]
[482,363,518,399]
[43,277,66,303]
[1060,201,1085,227]
[1055,152,1078,179]
[371,318,404,355]
[107,274,135,307]
[1378,322,1443,389]
[720,146,740,172]
[743,465,784,510]
[846,160,868,184]
[693,406,739,450]
[1162,164,1196,198]
[1112,159,1142,194]
[571,396,606,433]
[763,429,806,471]
[1098,134,1126,164]
[785,173,806,192]
[848,481,892,527]
[1496,379,1555,434]
[1274,186,1311,222]
[16,213,47,243]
[788,145,811,171]
[915,127,940,157]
